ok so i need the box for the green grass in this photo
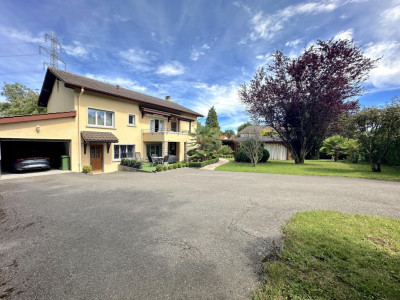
[141,163,156,172]
[254,210,400,300]
[215,159,400,181]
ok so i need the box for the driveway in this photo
[1,170,399,299]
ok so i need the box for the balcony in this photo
[142,129,191,142]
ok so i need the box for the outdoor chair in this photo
[151,155,163,166]
[163,155,170,165]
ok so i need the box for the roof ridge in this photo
[47,67,202,117]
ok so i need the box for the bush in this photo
[218,145,234,156]
[188,157,219,168]
[156,164,164,172]
[121,158,142,168]
[163,165,168,171]
[235,147,268,163]
[168,165,173,170]
[173,164,178,169]
[260,149,270,162]
[82,165,92,173]
[178,163,182,168]
[235,149,251,162]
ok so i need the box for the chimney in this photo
[165,96,171,101]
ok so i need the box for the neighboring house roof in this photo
[238,125,275,135]
[38,68,203,117]
[235,136,283,143]
[0,111,76,124]
[220,135,228,140]
[81,131,119,143]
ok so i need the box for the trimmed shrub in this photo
[168,165,173,170]
[163,165,168,171]
[218,145,234,156]
[121,158,142,168]
[173,164,178,169]
[156,164,163,172]
[260,149,270,162]
[82,165,92,173]
[235,149,251,162]
[178,163,182,168]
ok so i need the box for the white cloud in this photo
[285,39,302,47]
[85,73,147,92]
[190,82,245,118]
[156,61,185,76]
[119,48,158,71]
[364,41,400,88]
[242,0,360,43]
[63,41,88,58]
[334,29,353,41]
[381,4,400,23]
[0,27,43,43]
[190,44,211,61]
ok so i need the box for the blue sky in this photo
[0,0,399,130]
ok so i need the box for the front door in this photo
[90,145,103,172]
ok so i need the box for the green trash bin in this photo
[61,155,70,170]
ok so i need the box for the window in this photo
[171,121,177,132]
[88,108,114,128]
[113,144,135,161]
[128,114,136,126]
[150,118,165,132]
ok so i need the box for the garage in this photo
[0,139,70,173]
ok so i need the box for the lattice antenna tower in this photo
[39,31,66,70]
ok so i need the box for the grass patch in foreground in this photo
[254,211,400,300]
[141,163,156,172]
[215,159,400,181]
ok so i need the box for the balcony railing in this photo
[142,129,189,135]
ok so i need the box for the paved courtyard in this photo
[1,169,399,299]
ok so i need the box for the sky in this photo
[0,0,399,131]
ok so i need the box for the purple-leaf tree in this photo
[239,39,378,164]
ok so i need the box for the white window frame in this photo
[113,144,136,161]
[87,107,115,129]
[128,114,136,127]
[150,117,166,132]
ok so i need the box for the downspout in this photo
[77,87,85,172]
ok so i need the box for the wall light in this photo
[36,125,40,133]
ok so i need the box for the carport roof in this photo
[0,111,76,124]
[81,131,119,143]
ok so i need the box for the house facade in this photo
[0,68,202,174]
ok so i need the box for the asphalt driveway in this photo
[1,169,399,299]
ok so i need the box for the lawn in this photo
[141,162,156,172]
[254,210,400,300]
[215,159,400,181]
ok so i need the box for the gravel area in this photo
[1,170,399,299]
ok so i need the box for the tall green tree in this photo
[1,82,46,116]
[346,98,400,172]
[237,122,252,134]
[222,129,235,138]
[205,106,221,132]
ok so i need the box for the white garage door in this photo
[264,143,287,160]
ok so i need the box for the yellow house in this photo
[0,68,202,174]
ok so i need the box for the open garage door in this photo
[0,139,70,173]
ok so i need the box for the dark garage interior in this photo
[1,139,70,173]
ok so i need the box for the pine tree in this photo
[205,106,221,132]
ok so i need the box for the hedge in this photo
[189,157,219,168]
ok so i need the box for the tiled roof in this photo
[0,111,76,124]
[39,68,203,117]
[238,125,275,134]
[81,131,119,143]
